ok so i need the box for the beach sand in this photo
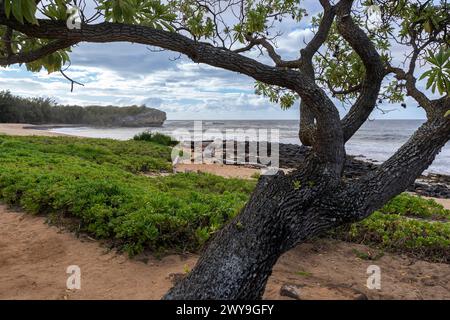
[0,123,66,137]
[0,204,449,300]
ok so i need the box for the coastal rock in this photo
[279,284,301,300]
[120,108,166,127]
[190,140,450,199]
[168,273,186,285]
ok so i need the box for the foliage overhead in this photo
[0,0,448,110]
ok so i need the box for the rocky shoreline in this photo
[188,140,450,199]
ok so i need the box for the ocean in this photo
[50,120,450,175]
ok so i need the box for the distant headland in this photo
[0,91,166,127]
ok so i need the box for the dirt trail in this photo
[1,205,449,300]
[0,206,196,300]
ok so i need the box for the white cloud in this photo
[0,2,439,121]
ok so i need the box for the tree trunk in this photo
[164,159,342,299]
[164,115,449,300]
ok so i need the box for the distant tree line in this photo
[0,91,160,126]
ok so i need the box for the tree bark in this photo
[164,156,344,299]
[165,113,449,300]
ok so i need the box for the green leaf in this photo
[418,70,432,81]
[420,47,450,95]
[425,71,436,90]
[21,0,37,24]
[436,73,445,95]
[113,0,123,22]
[12,0,24,24]
[4,0,12,18]
[445,110,450,117]
[423,20,432,33]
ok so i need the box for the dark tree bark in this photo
[298,0,335,147]
[0,0,448,300]
[163,161,342,299]
[164,110,449,300]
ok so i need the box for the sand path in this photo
[1,205,449,300]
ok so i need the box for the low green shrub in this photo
[0,135,173,173]
[333,194,450,262]
[340,212,450,262]
[0,135,254,255]
[133,131,178,147]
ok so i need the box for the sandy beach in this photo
[0,123,66,137]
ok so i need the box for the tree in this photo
[0,0,448,299]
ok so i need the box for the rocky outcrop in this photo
[119,108,166,127]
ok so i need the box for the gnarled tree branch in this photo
[298,0,336,147]
[336,0,385,142]
[301,0,334,61]
[346,107,450,222]
[234,34,303,68]
[386,65,435,117]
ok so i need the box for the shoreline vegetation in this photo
[0,91,166,127]
[0,130,448,263]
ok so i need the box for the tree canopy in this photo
[0,0,448,108]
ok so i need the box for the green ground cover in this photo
[0,135,254,255]
[0,135,448,261]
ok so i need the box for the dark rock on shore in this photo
[189,140,450,199]
[278,143,450,198]
[279,284,301,300]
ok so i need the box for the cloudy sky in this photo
[0,2,437,120]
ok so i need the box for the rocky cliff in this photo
[119,108,166,127]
